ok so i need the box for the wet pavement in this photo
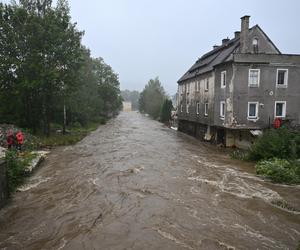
[0,112,299,250]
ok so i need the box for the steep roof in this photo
[178,37,239,83]
[177,25,280,83]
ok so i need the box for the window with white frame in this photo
[275,101,286,118]
[205,79,209,91]
[248,69,260,87]
[252,38,259,53]
[186,82,190,93]
[204,102,208,116]
[248,102,258,119]
[180,104,183,113]
[276,69,288,87]
[220,101,225,119]
[221,71,226,88]
[196,102,200,115]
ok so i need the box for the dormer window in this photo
[252,38,259,53]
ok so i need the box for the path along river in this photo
[0,112,300,250]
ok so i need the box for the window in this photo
[205,79,209,91]
[186,82,190,93]
[253,38,259,53]
[276,69,288,87]
[275,101,286,118]
[204,102,208,116]
[186,103,189,113]
[248,69,260,87]
[221,71,226,88]
[196,102,200,115]
[220,101,225,119]
[180,104,183,113]
[195,81,199,92]
[248,102,259,119]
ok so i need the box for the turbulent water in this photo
[0,112,299,250]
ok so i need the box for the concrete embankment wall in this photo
[0,159,8,208]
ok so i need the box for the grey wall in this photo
[178,71,215,126]
[232,62,300,128]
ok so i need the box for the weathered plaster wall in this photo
[178,71,215,126]
[233,62,300,128]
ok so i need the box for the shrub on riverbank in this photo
[230,128,300,184]
[248,128,300,161]
[256,158,300,184]
[5,150,37,193]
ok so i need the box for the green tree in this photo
[139,77,166,119]
[160,99,173,123]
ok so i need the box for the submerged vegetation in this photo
[231,128,300,184]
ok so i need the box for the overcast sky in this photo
[3,0,300,95]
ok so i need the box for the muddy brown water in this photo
[0,112,299,250]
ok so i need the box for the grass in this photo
[38,121,104,147]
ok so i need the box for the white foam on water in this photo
[188,168,282,203]
[231,223,285,249]
[57,238,67,250]
[17,177,51,192]
[154,228,193,250]
[89,177,100,187]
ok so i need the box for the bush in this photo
[248,128,300,161]
[256,158,300,184]
[5,150,25,193]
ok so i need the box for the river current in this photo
[0,112,299,249]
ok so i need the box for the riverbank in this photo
[0,120,106,208]
[231,127,300,185]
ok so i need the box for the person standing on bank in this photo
[16,130,24,151]
[6,130,14,149]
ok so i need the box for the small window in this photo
[276,69,288,87]
[253,38,259,53]
[205,79,209,91]
[220,101,225,119]
[248,69,260,87]
[187,82,190,93]
[221,71,226,88]
[275,101,286,118]
[204,102,208,116]
[180,104,183,113]
[196,102,200,115]
[248,102,258,119]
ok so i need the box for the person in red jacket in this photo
[7,130,14,149]
[16,130,24,151]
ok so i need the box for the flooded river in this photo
[0,112,299,249]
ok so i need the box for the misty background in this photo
[3,0,300,95]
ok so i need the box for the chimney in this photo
[213,45,219,49]
[222,38,230,45]
[234,31,240,38]
[240,15,250,53]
